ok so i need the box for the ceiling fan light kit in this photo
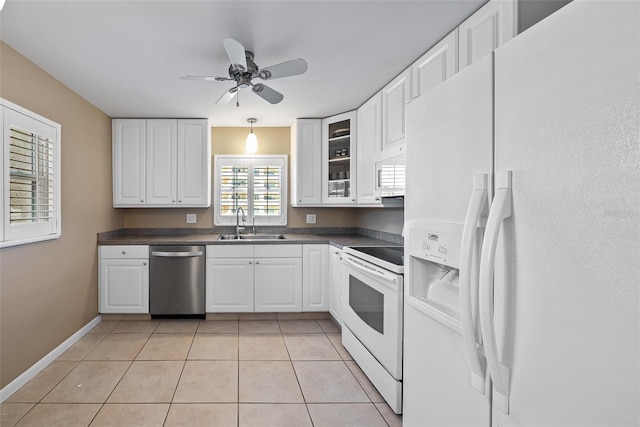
[180,38,308,107]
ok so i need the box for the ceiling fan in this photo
[180,38,308,105]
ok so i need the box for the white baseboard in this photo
[0,315,102,403]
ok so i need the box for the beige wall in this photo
[0,42,123,388]
[123,126,360,229]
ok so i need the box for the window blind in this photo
[9,126,55,224]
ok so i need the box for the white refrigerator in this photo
[403,1,639,426]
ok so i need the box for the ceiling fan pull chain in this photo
[236,90,240,108]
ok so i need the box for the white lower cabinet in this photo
[255,258,303,312]
[99,245,149,314]
[302,244,329,311]
[206,258,254,312]
[206,244,303,313]
[328,247,343,323]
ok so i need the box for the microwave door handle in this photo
[377,169,382,188]
[479,170,512,414]
[460,173,488,394]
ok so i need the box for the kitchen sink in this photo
[217,234,287,241]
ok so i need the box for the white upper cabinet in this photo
[113,118,211,208]
[113,119,146,206]
[290,119,322,207]
[177,119,211,206]
[322,111,357,205]
[146,119,177,205]
[458,0,516,70]
[356,93,383,206]
[411,29,459,99]
[381,68,411,157]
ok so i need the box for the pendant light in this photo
[245,118,258,154]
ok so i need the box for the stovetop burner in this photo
[342,245,404,274]
[348,246,404,266]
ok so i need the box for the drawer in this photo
[255,244,302,258]
[99,245,149,259]
[207,245,254,258]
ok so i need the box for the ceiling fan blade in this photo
[216,87,238,105]
[258,58,308,80]
[223,38,248,72]
[180,75,230,82]
[251,83,284,104]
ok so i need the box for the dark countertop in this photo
[97,230,402,249]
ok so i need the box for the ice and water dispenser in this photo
[406,220,466,331]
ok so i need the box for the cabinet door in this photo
[146,119,178,205]
[381,68,411,156]
[290,119,322,206]
[206,258,254,312]
[322,111,357,205]
[255,258,302,312]
[356,93,383,206]
[328,248,342,323]
[99,259,149,313]
[459,0,516,70]
[412,29,458,99]
[177,119,211,207]
[302,245,329,311]
[113,119,146,206]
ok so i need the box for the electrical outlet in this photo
[186,214,197,224]
[306,214,316,224]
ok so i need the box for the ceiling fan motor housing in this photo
[229,51,259,86]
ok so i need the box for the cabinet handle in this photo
[122,251,126,255]
[178,200,182,203]
[256,261,260,264]
[172,200,175,203]
[299,199,302,203]
[249,261,252,264]
[143,262,147,266]
[140,200,144,203]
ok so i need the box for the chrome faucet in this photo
[252,215,256,235]
[236,207,246,235]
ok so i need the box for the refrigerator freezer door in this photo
[403,54,494,425]
[493,1,640,425]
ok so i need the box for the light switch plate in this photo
[186,214,197,224]
[306,214,317,224]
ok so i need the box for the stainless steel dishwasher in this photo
[149,245,205,316]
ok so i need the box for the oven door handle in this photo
[342,254,398,286]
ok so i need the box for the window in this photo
[1,99,61,247]
[214,155,287,226]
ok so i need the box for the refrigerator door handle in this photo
[479,170,512,414]
[460,173,489,394]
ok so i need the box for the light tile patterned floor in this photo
[1,319,402,427]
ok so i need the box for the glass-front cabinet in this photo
[322,111,357,205]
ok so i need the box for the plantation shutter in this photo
[214,155,287,226]
[9,127,55,224]
[2,101,61,246]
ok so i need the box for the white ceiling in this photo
[0,0,486,127]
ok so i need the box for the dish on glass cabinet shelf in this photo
[332,128,349,138]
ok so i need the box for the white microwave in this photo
[375,153,405,197]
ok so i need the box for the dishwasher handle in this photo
[151,251,203,257]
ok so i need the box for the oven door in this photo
[341,252,403,379]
